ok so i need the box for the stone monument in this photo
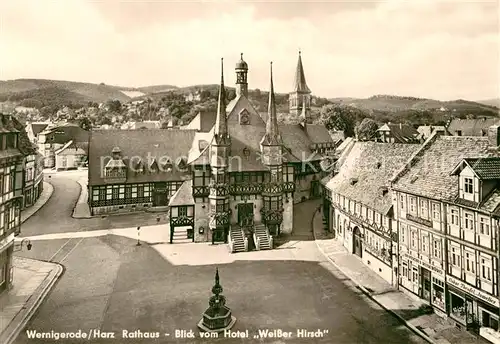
[198,268,236,332]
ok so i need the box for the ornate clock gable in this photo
[226,96,265,128]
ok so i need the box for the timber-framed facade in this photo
[87,52,337,252]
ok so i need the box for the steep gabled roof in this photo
[88,129,197,185]
[450,157,500,180]
[447,118,500,136]
[391,135,494,201]
[168,180,194,206]
[325,142,420,214]
[378,123,419,143]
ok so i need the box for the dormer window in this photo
[149,158,158,172]
[161,158,173,172]
[464,177,473,194]
[176,157,187,170]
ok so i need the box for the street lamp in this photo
[14,239,32,252]
[136,226,141,246]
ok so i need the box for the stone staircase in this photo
[254,224,272,250]
[171,227,192,243]
[229,228,247,253]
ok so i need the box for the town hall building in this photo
[87,52,336,252]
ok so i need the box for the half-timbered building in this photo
[87,53,335,252]
[0,114,24,294]
[391,127,500,336]
[322,141,420,285]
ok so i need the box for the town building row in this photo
[322,124,500,339]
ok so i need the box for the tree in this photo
[319,104,365,137]
[355,118,379,141]
[106,100,122,113]
[77,116,92,131]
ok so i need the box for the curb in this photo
[21,182,54,224]
[311,208,436,344]
[72,177,91,219]
[1,262,64,344]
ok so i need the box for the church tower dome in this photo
[235,53,248,98]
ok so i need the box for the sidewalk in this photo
[72,176,91,219]
[312,208,487,344]
[21,181,54,224]
[0,257,63,344]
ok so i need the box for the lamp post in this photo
[136,226,141,246]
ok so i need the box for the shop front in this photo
[0,241,14,293]
[401,253,446,311]
[446,275,500,332]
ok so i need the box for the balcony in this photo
[193,185,210,197]
[209,182,229,197]
[229,183,263,195]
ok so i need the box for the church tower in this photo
[209,58,231,244]
[235,53,248,98]
[289,51,311,123]
[260,62,284,236]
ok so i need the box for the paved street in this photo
[13,173,427,344]
[21,173,170,237]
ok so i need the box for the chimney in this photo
[487,125,500,151]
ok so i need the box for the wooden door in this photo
[238,203,254,227]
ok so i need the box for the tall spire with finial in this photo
[214,58,228,142]
[261,62,282,146]
[293,50,310,94]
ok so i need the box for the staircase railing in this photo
[228,235,234,253]
[255,234,261,251]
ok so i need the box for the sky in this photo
[0,0,498,100]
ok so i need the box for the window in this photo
[421,235,429,254]
[112,186,119,199]
[412,268,418,282]
[480,217,490,235]
[367,209,373,222]
[402,262,408,278]
[178,206,187,217]
[451,247,460,267]
[464,178,473,194]
[482,258,491,281]
[451,209,459,225]
[433,240,441,259]
[375,212,380,224]
[464,213,474,230]
[137,185,144,198]
[400,195,405,210]
[410,229,417,249]
[400,225,406,244]
[420,199,428,219]
[3,174,10,194]
[409,197,416,213]
[432,203,440,221]
[465,252,475,273]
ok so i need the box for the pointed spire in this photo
[261,62,282,146]
[293,50,311,93]
[214,58,228,140]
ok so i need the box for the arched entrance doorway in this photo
[353,226,363,257]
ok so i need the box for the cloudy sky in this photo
[0,0,498,100]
